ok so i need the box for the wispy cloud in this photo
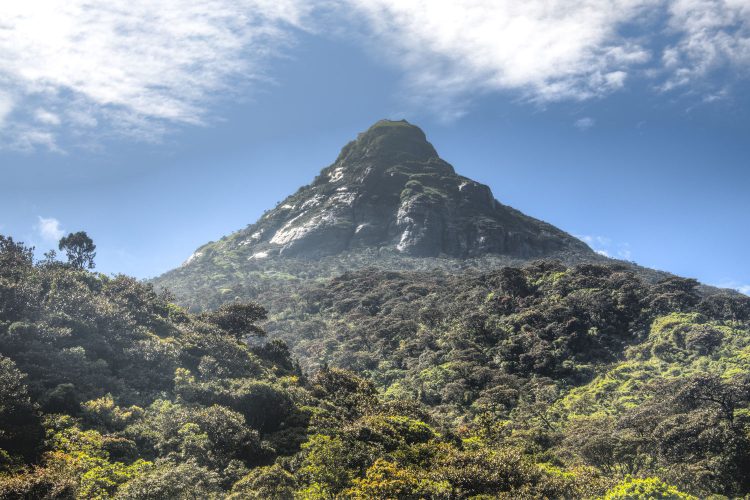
[661,0,750,91]
[577,235,612,247]
[36,216,65,242]
[617,247,632,260]
[344,0,651,119]
[344,0,750,115]
[34,109,61,126]
[712,281,750,296]
[577,234,633,260]
[575,117,596,130]
[0,1,748,149]
[0,92,13,128]
[0,1,310,150]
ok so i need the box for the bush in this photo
[602,476,697,499]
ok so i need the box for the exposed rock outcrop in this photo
[191,119,592,262]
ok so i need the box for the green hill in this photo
[2,234,749,497]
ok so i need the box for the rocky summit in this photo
[190,120,591,261]
[153,119,599,309]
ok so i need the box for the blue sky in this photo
[0,1,748,293]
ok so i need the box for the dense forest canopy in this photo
[1,233,750,498]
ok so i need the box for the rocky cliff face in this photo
[188,120,592,263]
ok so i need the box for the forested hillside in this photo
[2,233,750,498]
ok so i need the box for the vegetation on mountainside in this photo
[257,260,750,497]
[152,248,540,311]
[1,233,749,498]
[153,245,661,313]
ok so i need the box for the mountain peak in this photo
[179,120,592,262]
[335,119,439,165]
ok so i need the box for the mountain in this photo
[215,119,591,259]
[2,122,749,498]
[154,119,595,308]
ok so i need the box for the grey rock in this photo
[154,120,739,312]
[179,119,593,267]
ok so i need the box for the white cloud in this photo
[575,117,596,130]
[36,216,65,242]
[661,0,750,90]
[712,281,750,296]
[577,234,634,261]
[0,1,310,148]
[34,109,61,126]
[617,247,633,260]
[577,235,612,246]
[30,132,61,152]
[347,0,653,105]
[343,0,750,114]
[0,92,13,127]
[0,0,749,148]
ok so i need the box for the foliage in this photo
[344,458,450,499]
[227,464,297,499]
[602,476,697,499]
[58,231,97,269]
[1,233,749,497]
[115,460,223,499]
[0,355,43,462]
[201,302,267,339]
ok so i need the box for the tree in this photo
[201,302,267,339]
[228,464,297,499]
[0,235,34,281]
[0,356,44,462]
[115,460,222,499]
[58,231,96,269]
[344,459,450,499]
[0,236,35,321]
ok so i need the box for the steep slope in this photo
[220,119,590,259]
[155,119,594,308]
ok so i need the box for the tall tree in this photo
[58,231,96,269]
